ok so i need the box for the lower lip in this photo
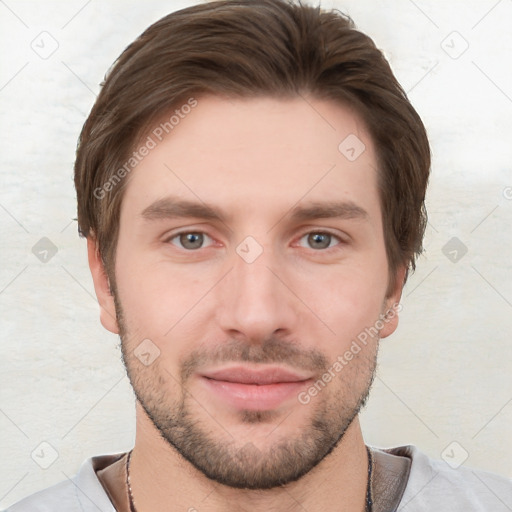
[201,377,310,411]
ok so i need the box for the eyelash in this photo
[165,231,215,250]
[297,231,344,250]
[165,230,345,251]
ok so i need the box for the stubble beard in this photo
[114,292,378,490]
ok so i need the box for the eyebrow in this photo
[141,197,223,222]
[140,196,369,224]
[288,201,368,222]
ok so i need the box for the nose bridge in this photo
[216,240,297,340]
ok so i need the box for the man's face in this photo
[105,96,402,489]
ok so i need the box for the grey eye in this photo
[171,232,212,250]
[299,232,339,250]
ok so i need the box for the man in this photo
[7,0,511,510]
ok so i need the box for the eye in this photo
[168,232,214,250]
[298,231,342,250]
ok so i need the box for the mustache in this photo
[180,337,328,382]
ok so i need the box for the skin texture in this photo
[88,95,406,512]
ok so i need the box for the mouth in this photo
[199,365,313,411]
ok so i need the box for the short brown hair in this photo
[74,0,430,289]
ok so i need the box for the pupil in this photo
[181,233,203,249]
[309,233,330,249]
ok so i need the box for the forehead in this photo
[120,95,381,224]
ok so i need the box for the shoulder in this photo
[5,479,86,512]
[4,453,123,512]
[381,444,512,511]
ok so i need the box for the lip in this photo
[199,365,313,411]
[201,365,312,384]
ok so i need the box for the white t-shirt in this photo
[4,445,512,511]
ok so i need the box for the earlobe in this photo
[86,237,119,334]
[380,265,407,339]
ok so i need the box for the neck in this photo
[129,403,370,512]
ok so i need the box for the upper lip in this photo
[200,365,312,385]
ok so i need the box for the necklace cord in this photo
[366,446,374,512]
[126,450,137,512]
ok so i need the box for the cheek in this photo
[295,262,388,339]
[114,250,214,368]
[113,250,177,340]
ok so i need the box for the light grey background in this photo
[1,0,511,508]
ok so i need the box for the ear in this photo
[87,236,119,334]
[379,264,407,339]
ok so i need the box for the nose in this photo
[215,243,299,344]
